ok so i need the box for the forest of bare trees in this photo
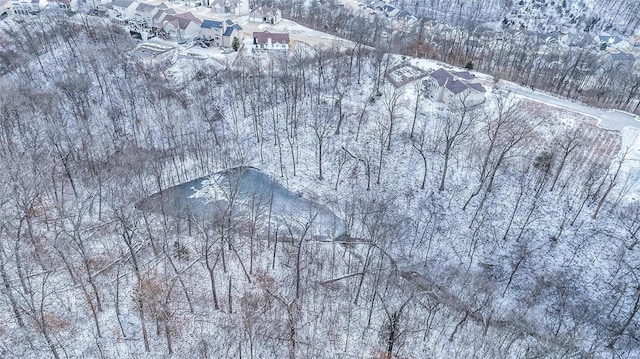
[0,13,639,358]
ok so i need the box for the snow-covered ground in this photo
[2,13,640,359]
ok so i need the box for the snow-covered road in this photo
[500,81,640,131]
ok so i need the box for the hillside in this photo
[0,13,639,358]
[389,0,640,35]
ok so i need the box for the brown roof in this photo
[162,12,202,30]
[253,31,289,45]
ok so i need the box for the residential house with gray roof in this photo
[209,0,248,15]
[249,7,281,24]
[424,68,486,106]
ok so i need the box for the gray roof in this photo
[112,0,134,8]
[430,67,485,95]
[446,79,468,95]
[452,71,474,80]
[537,32,559,42]
[600,35,622,44]
[152,9,176,22]
[396,10,411,18]
[468,83,486,93]
[136,3,156,12]
[610,52,635,62]
[161,12,201,29]
[429,68,450,86]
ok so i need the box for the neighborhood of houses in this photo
[356,0,638,67]
[2,0,638,67]
[1,0,292,52]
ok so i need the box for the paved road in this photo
[500,81,640,131]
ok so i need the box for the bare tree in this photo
[382,86,405,151]
[312,112,332,181]
[464,98,537,210]
[437,98,477,191]
[550,128,582,192]
[593,147,629,220]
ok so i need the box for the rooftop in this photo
[253,30,289,45]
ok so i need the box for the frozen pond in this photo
[136,167,347,240]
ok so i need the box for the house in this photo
[11,0,42,14]
[201,19,225,45]
[597,34,631,50]
[537,32,560,44]
[424,68,486,106]
[222,25,242,47]
[598,35,623,46]
[382,4,398,17]
[104,0,138,21]
[134,2,166,28]
[253,30,289,51]
[200,19,242,47]
[159,12,202,39]
[609,52,635,65]
[249,6,281,24]
[47,0,75,10]
[562,33,591,47]
[210,0,248,15]
[152,8,176,26]
[395,10,415,23]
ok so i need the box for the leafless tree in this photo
[437,97,477,191]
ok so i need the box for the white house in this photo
[222,24,242,47]
[104,0,138,21]
[597,34,631,51]
[46,0,78,11]
[159,12,202,39]
[210,0,248,15]
[152,8,176,26]
[249,6,281,24]
[425,68,486,107]
[134,2,166,28]
[10,0,42,14]
[253,30,289,51]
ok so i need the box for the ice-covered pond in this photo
[136,167,347,240]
